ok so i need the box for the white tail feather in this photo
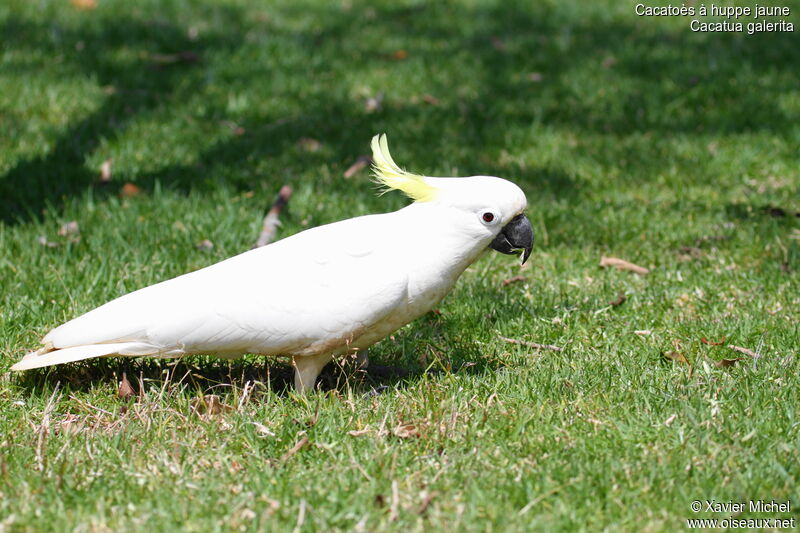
[10,342,155,371]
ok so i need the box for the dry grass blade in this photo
[392,422,421,439]
[190,394,233,416]
[252,422,275,437]
[599,256,650,275]
[148,51,200,65]
[57,221,79,237]
[36,385,61,472]
[280,435,309,462]
[389,480,400,521]
[99,158,112,183]
[499,336,562,352]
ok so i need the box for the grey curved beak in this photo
[490,213,533,264]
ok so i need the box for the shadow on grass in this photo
[10,351,497,400]
[2,1,797,223]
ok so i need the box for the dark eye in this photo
[482,212,495,223]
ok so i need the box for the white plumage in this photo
[13,134,532,392]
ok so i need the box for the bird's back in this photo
[42,211,410,358]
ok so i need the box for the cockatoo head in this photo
[371,134,534,263]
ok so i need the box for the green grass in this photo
[1,0,799,530]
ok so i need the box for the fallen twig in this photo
[417,490,438,515]
[728,345,761,359]
[255,185,292,248]
[599,256,650,275]
[502,275,526,286]
[499,336,562,352]
[280,435,309,462]
[389,480,400,521]
[344,155,372,178]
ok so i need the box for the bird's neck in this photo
[394,203,491,303]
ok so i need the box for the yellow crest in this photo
[370,134,438,202]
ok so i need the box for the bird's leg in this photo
[292,353,333,393]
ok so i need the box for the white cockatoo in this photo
[12,134,533,392]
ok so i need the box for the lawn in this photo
[1,0,798,530]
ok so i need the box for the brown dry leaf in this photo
[222,120,246,136]
[344,155,372,178]
[70,0,97,9]
[195,239,214,251]
[297,137,321,152]
[348,428,371,437]
[120,183,142,198]
[602,55,617,68]
[392,421,421,439]
[502,275,526,286]
[600,256,650,275]
[365,92,384,113]
[709,357,742,368]
[57,221,79,237]
[190,395,233,416]
[609,291,627,307]
[663,350,690,366]
[678,246,702,262]
[37,236,60,248]
[700,337,725,346]
[392,49,408,60]
[148,51,200,65]
[99,159,112,183]
[117,372,136,400]
[491,37,507,51]
[422,94,440,106]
